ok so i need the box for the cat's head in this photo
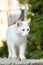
[16,19,31,36]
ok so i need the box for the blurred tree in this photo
[26,0,43,59]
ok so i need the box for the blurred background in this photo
[0,0,43,59]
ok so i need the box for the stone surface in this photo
[0,58,43,65]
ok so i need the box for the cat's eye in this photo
[27,29,29,31]
[22,29,25,31]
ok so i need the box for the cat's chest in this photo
[14,36,26,45]
[16,36,24,42]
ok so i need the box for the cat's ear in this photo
[27,18,31,25]
[16,20,22,27]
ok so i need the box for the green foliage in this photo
[26,0,43,59]
[0,41,8,58]
[18,0,23,4]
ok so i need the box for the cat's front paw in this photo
[12,55,17,59]
[8,54,12,59]
[20,56,26,60]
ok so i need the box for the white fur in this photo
[10,0,21,25]
[6,20,30,60]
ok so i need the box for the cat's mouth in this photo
[22,33,28,36]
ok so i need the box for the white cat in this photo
[6,19,31,60]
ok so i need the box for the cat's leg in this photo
[7,40,17,59]
[7,41,12,58]
[8,47,12,58]
[9,42,17,59]
[19,43,26,60]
